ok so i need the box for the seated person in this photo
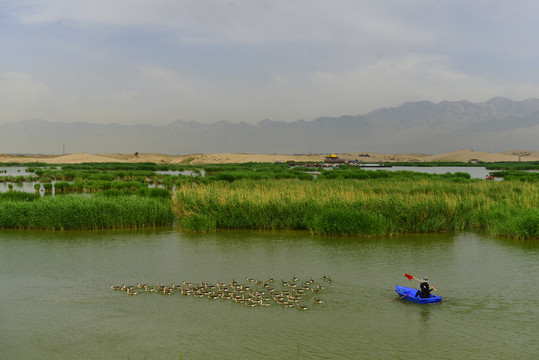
[415,277,432,298]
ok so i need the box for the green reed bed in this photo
[61,162,160,171]
[203,162,290,173]
[36,168,157,181]
[319,167,472,181]
[203,162,313,182]
[485,161,539,171]
[0,194,174,230]
[207,169,313,182]
[490,170,539,182]
[173,179,538,239]
[47,180,149,193]
[387,160,539,170]
[0,175,36,183]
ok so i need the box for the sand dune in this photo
[48,153,127,164]
[0,150,537,164]
[420,150,538,162]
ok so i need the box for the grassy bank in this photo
[0,195,174,230]
[173,179,538,239]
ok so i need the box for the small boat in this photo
[394,285,442,304]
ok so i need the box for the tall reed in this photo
[173,179,538,239]
[0,195,174,230]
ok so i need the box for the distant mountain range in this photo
[1,97,538,154]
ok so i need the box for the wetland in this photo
[0,161,537,358]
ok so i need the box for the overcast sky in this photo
[1,0,539,125]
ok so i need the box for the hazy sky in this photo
[1,0,538,125]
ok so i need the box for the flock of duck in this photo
[111,275,332,310]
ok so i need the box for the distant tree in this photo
[134,152,139,157]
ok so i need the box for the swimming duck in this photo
[126,289,138,295]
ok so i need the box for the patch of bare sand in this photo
[49,153,129,164]
[421,149,539,162]
[343,152,430,162]
[0,153,127,164]
[1,150,537,164]
[500,150,539,159]
[188,153,325,164]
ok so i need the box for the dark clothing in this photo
[415,282,432,298]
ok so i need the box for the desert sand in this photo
[0,150,537,165]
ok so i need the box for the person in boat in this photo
[415,277,433,298]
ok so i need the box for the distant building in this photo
[324,154,346,165]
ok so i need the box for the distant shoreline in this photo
[0,149,537,164]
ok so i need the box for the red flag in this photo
[404,273,414,281]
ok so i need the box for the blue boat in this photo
[394,285,442,304]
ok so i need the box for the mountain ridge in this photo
[1,97,537,154]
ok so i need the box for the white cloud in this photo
[5,0,432,47]
[2,0,539,126]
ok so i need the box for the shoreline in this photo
[0,149,537,165]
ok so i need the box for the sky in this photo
[1,0,539,126]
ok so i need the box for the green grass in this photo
[1,162,537,237]
[490,171,539,182]
[0,195,174,230]
[173,178,538,239]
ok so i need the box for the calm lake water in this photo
[0,229,537,359]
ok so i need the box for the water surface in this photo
[0,229,537,359]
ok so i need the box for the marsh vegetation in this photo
[173,178,538,239]
[0,162,537,238]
